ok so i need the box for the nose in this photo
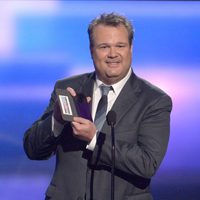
[108,47,118,58]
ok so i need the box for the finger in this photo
[67,87,76,97]
[86,96,91,103]
[73,117,89,124]
[71,121,83,133]
[71,121,79,129]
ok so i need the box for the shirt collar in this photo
[94,67,132,95]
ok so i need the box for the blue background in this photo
[0,1,200,199]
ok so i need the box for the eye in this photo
[99,45,108,49]
[117,44,125,48]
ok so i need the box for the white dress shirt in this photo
[87,68,132,150]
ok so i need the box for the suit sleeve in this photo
[89,94,172,179]
[23,84,59,160]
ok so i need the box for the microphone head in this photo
[107,110,116,126]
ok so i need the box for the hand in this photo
[67,87,91,103]
[71,117,96,142]
[68,87,95,142]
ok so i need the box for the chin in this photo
[104,75,121,84]
[106,72,119,78]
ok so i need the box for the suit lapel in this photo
[78,72,95,110]
[79,72,95,96]
[101,72,141,132]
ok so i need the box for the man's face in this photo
[90,24,132,85]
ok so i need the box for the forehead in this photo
[92,24,129,43]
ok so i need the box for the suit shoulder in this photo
[134,75,173,111]
[136,75,172,102]
[54,72,94,89]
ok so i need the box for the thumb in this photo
[86,96,91,103]
[67,87,76,97]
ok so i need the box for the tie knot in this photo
[100,85,111,96]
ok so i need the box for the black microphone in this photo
[107,110,116,127]
[107,110,116,200]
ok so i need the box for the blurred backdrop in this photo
[0,1,200,200]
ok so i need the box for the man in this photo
[24,13,172,200]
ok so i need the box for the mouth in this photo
[105,61,121,67]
